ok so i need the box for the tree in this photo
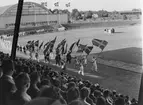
[84,11,93,19]
[123,15,127,20]
[62,9,70,14]
[71,9,81,20]
[97,10,109,17]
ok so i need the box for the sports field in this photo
[2,23,142,99]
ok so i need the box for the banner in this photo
[92,39,108,50]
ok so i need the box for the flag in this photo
[43,42,51,55]
[41,2,47,7]
[61,44,65,55]
[64,44,68,54]
[84,46,93,55]
[49,36,57,52]
[39,41,44,49]
[77,44,87,53]
[76,39,80,46]
[56,39,66,50]
[56,39,66,54]
[27,41,32,44]
[65,2,70,7]
[44,41,50,48]
[92,39,108,50]
[69,42,76,52]
[34,40,39,47]
[54,2,59,7]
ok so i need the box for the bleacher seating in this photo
[0,51,138,105]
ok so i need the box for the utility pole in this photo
[10,0,24,60]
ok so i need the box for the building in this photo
[0,2,68,30]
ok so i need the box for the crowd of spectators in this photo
[0,51,138,105]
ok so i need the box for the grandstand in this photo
[0,0,142,105]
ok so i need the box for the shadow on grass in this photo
[92,47,142,65]
[113,32,124,34]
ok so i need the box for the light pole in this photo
[11,0,24,60]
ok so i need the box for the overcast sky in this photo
[0,0,142,11]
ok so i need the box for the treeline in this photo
[49,8,141,21]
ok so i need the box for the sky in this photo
[0,0,142,12]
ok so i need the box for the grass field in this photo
[1,22,142,99]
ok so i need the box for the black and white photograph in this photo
[0,0,142,105]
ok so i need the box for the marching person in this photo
[91,56,98,72]
[74,56,79,69]
[61,60,67,73]
[83,55,88,66]
[78,62,84,76]
[35,52,39,62]
[23,46,27,55]
[55,53,61,66]
[45,52,51,63]
[66,51,72,64]
[29,51,33,59]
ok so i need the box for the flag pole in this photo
[96,49,103,60]
[10,0,24,60]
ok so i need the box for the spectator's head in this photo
[80,87,90,100]
[1,59,14,76]
[39,85,59,99]
[112,90,116,95]
[131,98,137,104]
[51,78,60,88]
[67,87,79,103]
[94,90,102,98]
[115,97,125,105]
[24,66,30,73]
[15,72,30,91]
[68,82,76,90]
[96,96,106,105]
[103,89,110,98]
[30,71,41,84]
[40,79,51,88]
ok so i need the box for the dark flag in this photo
[76,39,80,46]
[77,44,87,53]
[64,44,68,54]
[61,44,65,55]
[44,41,50,48]
[65,2,70,7]
[34,40,39,47]
[69,42,76,52]
[84,46,93,55]
[50,36,57,52]
[27,40,32,44]
[92,39,108,50]
[39,41,44,49]
[54,2,59,7]
[56,39,66,50]
[43,42,51,55]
